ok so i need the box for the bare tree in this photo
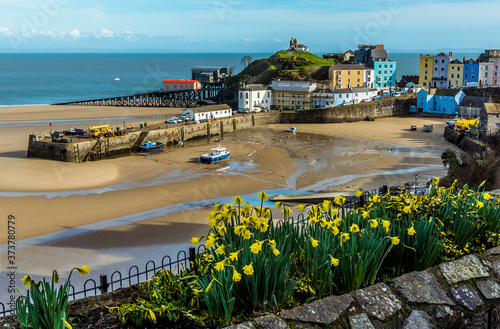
[240,55,253,68]
[228,66,236,76]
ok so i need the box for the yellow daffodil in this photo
[334,195,346,206]
[297,204,307,213]
[382,220,391,230]
[483,192,491,201]
[389,236,400,245]
[229,251,240,261]
[233,195,243,205]
[310,237,319,248]
[213,203,222,211]
[215,261,225,272]
[369,219,379,228]
[223,203,234,211]
[243,230,252,240]
[208,219,217,228]
[242,203,253,215]
[356,190,364,198]
[250,241,263,254]
[477,201,484,208]
[321,200,332,212]
[281,207,293,217]
[350,224,360,233]
[340,232,350,242]
[320,218,328,227]
[208,210,217,220]
[269,239,276,248]
[275,201,284,209]
[310,215,319,225]
[330,226,340,235]
[76,265,90,277]
[243,264,254,275]
[216,244,226,255]
[259,221,269,233]
[407,226,416,236]
[271,246,280,256]
[334,218,342,226]
[258,192,269,201]
[432,177,439,185]
[330,256,339,267]
[362,210,369,219]
[217,225,227,235]
[403,206,411,214]
[331,208,339,216]
[205,237,217,249]
[21,275,33,288]
[234,225,245,236]
[232,270,242,282]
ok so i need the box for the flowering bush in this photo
[114,179,500,326]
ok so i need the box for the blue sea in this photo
[0,52,480,106]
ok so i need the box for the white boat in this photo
[200,145,230,164]
[446,117,462,127]
[114,77,120,81]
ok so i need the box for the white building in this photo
[479,61,493,87]
[362,66,375,88]
[182,104,232,122]
[312,88,334,108]
[352,87,378,104]
[238,84,272,112]
[333,89,353,107]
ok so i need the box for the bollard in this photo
[359,195,365,207]
[100,275,109,294]
[382,185,388,194]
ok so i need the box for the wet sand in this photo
[0,105,454,304]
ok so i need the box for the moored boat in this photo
[140,141,163,151]
[200,145,230,164]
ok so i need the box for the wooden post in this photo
[206,123,211,141]
[220,121,224,138]
[252,115,255,126]
[233,118,236,131]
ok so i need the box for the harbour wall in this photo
[27,97,415,162]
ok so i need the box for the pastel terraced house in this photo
[447,59,463,89]
[418,54,434,87]
[329,64,366,89]
[417,88,466,114]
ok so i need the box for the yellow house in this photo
[329,64,365,89]
[447,59,464,88]
[418,54,434,87]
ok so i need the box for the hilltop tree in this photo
[241,55,253,68]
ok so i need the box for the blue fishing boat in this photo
[140,141,164,152]
[200,145,230,164]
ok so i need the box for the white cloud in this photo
[0,26,12,35]
[242,37,253,43]
[99,28,114,38]
[70,29,82,38]
[275,38,281,43]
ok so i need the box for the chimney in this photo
[375,44,384,49]
[449,51,453,59]
[463,56,466,63]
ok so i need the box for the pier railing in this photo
[0,183,429,318]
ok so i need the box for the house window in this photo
[451,67,455,71]
[425,63,428,68]
[257,92,260,98]
[458,67,461,71]
[348,71,351,75]
[390,65,393,68]
[435,59,438,63]
[451,74,454,78]
[434,67,438,71]
[441,68,444,71]
[240,93,242,99]
[441,59,445,63]
[465,67,468,71]
[486,72,489,77]
[425,75,427,80]
[465,74,468,79]
[245,93,248,99]
[457,74,460,78]
[472,74,475,79]
[338,71,342,75]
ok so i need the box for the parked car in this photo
[66,128,87,135]
[411,125,417,131]
[166,117,179,124]
[238,108,249,113]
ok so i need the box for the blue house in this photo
[373,60,397,88]
[333,89,353,106]
[463,58,479,87]
[417,88,466,114]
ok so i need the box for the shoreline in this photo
[0,105,453,305]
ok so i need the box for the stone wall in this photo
[26,113,280,162]
[443,127,488,154]
[280,96,414,124]
[26,98,412,162]
[3,247,498,328]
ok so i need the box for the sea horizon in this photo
[0,51,481,107]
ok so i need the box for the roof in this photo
[371,48,388,60]
[434,88,462,96]
[450,59,463,64]
[163,79,199,84]
[351,87,371,92]
[331,64,365,70]
[271,80,316,92]
[186,104,232,113]
[297,44,308,48]
[333,89,353,94]
[485,103,500,114]
[435,52,448,57]
[313,88,334,94]
[191,66,227,72]
[459,96,486,108]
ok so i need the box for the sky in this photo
[0,0,498,53]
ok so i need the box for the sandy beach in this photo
[0,104,454,305]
